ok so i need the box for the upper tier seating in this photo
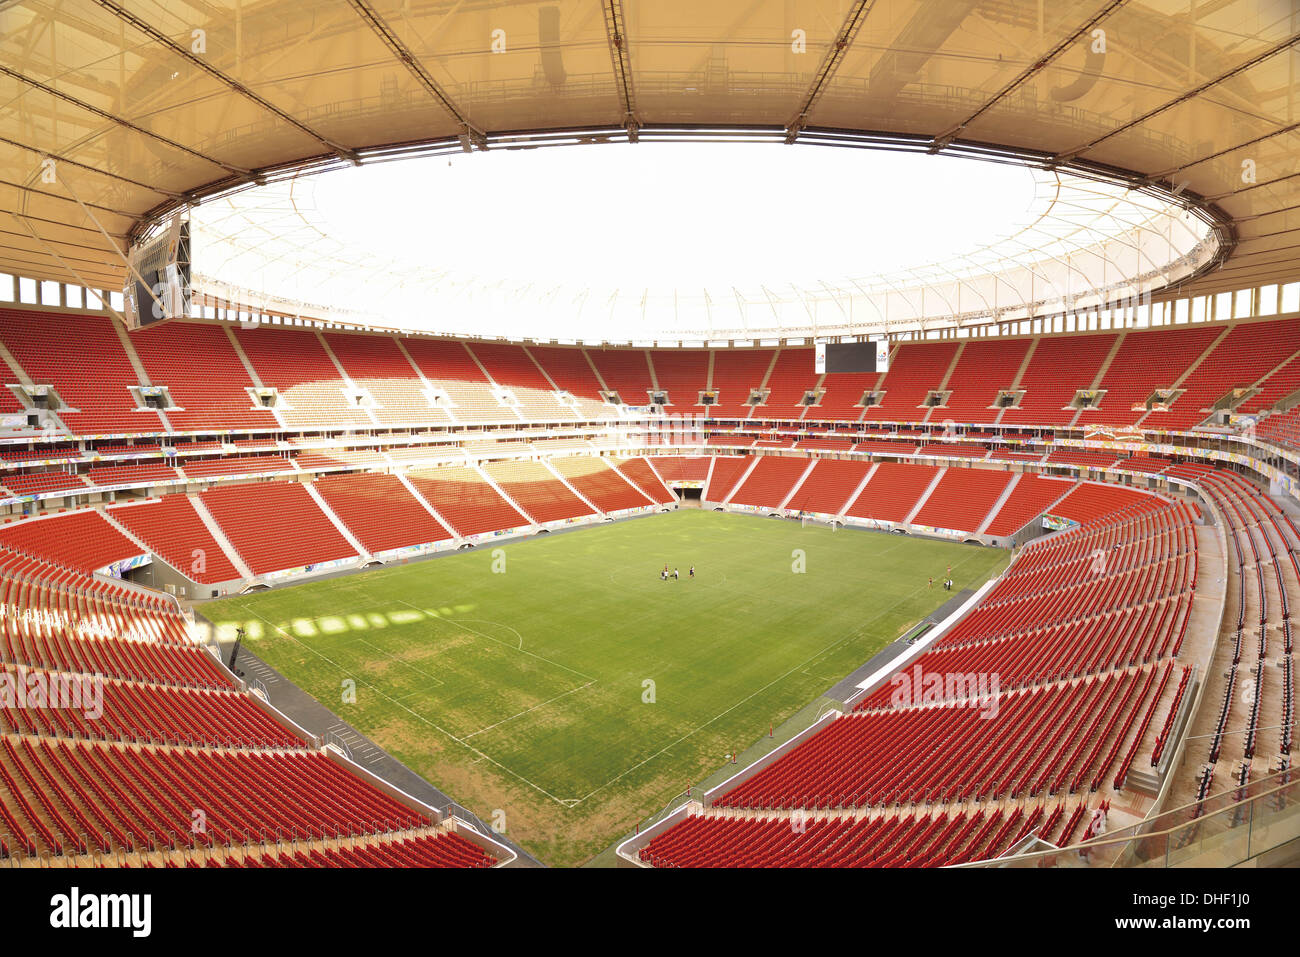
[762,349,818,420]
[815,372,878,420]
[589,348,654,405]
[939,338,1033,424]
[129,322,276,431]
[468,342,570,419]
[1161,318,1300,429]
[872,341,960,423]
[528,346,610,417]
[401,339,508,422]
[0,311,163,435]
[999,333,1117,427]
[1078,326,1219,429]
[708,349,775,418]
[324,332,451,427]
[233,326,370,429]
[4,309,1296,460]
[649,350,709,414]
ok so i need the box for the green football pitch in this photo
[201,509,1009,866]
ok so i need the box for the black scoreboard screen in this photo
[815,340,889,374]
[123,217,190,329]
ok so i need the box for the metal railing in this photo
[961,766,1298,868]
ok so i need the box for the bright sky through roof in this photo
[192,141,1213,340]
[313,143,1038,292]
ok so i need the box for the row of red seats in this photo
[716,665,1153,811]
[0,736,431,857]
[218,830,496,868]
[0,666,303,749]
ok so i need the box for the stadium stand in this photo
[610,457,677,505]
[872,340,960,423]
[109,495,243,583]
[128,322,276,432]
[702,457,751,502]
[999,333,1117,427]
[0,537,503,866]
[645,457,711,484]
[406,467,530,535]
[1078,326,1220,429]
[910,468,1013,532]
[708,349,775,418]
[233,325,371,429]
[941,338,1032,424]
[727,456,812,508]
[469,342,569,419]
[0,311,162,435]
[550,456,654,513]
[312,473,453,553]
[0,511,142,573]
[199,481,357,574]
[650,350,709,412]
[588,349,654,405]
[761,349,817,420]
[401,339,507,423]
[982,475,1076,538]
[782,459,872,515]
[483,460,596,523]
[845,462,938,523]
[324,332,450,427]
[528,346,611,417]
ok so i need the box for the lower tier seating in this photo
[200,481,356,575]
[312,473,452,553]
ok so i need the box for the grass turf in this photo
[201,509,1009,866]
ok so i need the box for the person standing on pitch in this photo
[689,565,695,579]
